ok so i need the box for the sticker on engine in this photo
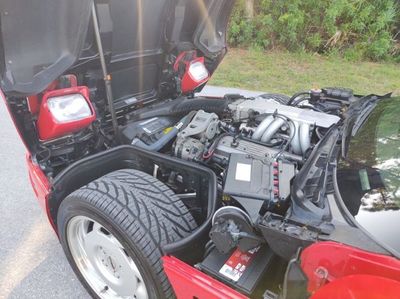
[235,163,252,182]
[124,97,138,105]
[219,247,260,282]
[139,117,158,126]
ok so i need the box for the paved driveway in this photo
[0,86,263,299]
[0,101,89,299]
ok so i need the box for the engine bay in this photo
[22,85,351,219]
[7,79,359,297]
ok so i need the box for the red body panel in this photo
[311,275,400,299]
[26,153,50,210]
[25,154,55,230]
[162,256,248,299]
[37,86,96,140]
[301,242,400,296]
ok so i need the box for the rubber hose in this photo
[130,97,231,121]
[288,91,310,106]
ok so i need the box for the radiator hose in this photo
[130,97,231,121]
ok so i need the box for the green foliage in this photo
[228,0,400,61]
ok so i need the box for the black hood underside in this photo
[0,0,234,98]
[0,0,92,95]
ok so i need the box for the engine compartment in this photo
[6,80,358,297]
[116,92,347,260]
[9,81,355,225]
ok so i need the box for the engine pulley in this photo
[210,206,263,254]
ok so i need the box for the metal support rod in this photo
[91,1,119,141]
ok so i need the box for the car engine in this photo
[117,92,343,254]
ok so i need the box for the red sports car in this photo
[1,1,400,298]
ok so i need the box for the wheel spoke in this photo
[85,226,108,250]
[127,259,143,281]
[92,221,104,234]
[135,282,149,299]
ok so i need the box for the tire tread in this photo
[64,169,197,298]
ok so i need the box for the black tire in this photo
[57,169,198,299]
[259,93,290,105]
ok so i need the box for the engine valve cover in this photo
[229,97,340,128]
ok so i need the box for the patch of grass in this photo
[210,49,400,96]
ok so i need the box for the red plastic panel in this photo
[174,51,210,94]
[311,274,400,299]
[301,241,400,294]
[37,86,96,140]
[162,256,248,299]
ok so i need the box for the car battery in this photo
[198,245,274,297]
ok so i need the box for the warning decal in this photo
[219,247,260,282]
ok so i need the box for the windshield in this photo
[337,97,400,254]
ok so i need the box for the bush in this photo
[228,0,400,61]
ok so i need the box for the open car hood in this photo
[0,0,234,97]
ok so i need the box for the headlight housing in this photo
[173,51,210,94]
[188,61,209,82]
[47,93,92,123]
[37,86,96,140]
